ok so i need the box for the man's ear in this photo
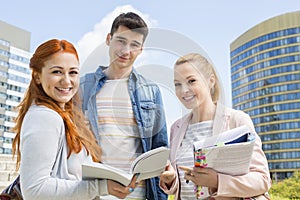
[136,45,143,56]
[106,33,111,46]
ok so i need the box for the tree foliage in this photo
[168,172,300,199]
[269,171,300,199]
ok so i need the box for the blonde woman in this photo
[160,53,271,199]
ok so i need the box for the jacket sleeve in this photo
[152,86,169,200]
[212,110,272,198]
[159,122,180,196]
[151,85,169,149]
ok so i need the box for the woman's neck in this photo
[191,103,216,124]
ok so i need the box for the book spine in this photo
[194,149,208,198]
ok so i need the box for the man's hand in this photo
[107,174,138,199]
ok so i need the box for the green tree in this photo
[168,172,300,199]
[269,171,300,199]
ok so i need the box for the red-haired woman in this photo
[12,39,136,200]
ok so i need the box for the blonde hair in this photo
[175,53,220,103]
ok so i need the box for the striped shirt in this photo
[96,78,145,199]
[176,120,213,200]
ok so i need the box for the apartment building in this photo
[0,20,31,154]
[230,11,300,180]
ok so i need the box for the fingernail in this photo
[129,188,134,193]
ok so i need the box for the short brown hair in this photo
[110,12,148,42]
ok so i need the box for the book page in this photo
[82,147,170,186]
[131,147,170,174]
[82,162,132,186]
[204,141,255,175]
[193,126,255,176]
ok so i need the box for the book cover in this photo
[82,147,170,186]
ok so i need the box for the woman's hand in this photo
[160,162,176,189]
[178,166,218,189]
[107,174,138,199]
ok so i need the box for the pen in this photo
[185,169,192,184]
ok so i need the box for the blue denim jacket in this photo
[80,66,168,200]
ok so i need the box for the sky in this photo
[1,0,300,126]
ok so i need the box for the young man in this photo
[80,12,168,200]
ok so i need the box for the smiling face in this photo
[106,25,143,70]
[174,62,213,110]
[35,52,79,108]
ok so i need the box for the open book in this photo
[82,147,170,186]
[193,125,255,175]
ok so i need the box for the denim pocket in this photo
[140,101,156,128]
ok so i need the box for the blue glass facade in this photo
[230,12,300,180]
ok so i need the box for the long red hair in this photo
[12,39,101,170]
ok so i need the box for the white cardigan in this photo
[20,105,107,200]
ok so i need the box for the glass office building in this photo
[0,21,31,154]
[230,11,300,180]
